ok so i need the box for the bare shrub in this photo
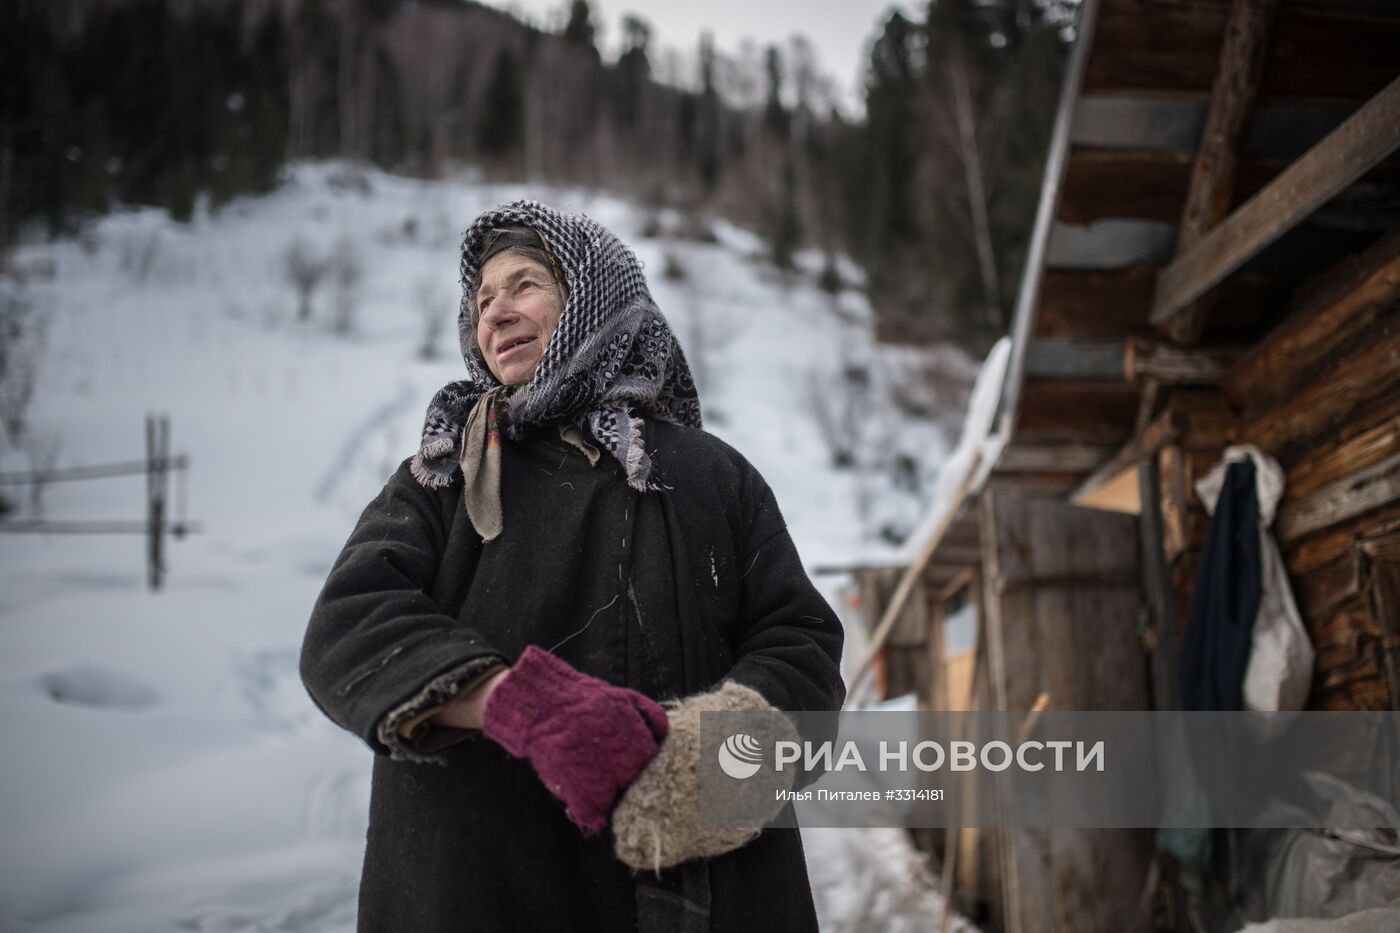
[680,212,718,243]
[0,354,36,442]
[886,350,976,434]
[661,250,687,282]
[23,430,61,516]
[0,285,40,442]
[283,238,328,322]
[678,277,746,402]
[119,230,163,284]
[804,354,872,470]
[329,238,361,336]
[414,277,448,360]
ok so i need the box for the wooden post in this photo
[1153,74,1400,330]
[146,414,170,591]
[1162,0,1279,345]
[1139,457,1181,711]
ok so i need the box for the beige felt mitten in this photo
[611,681,799,871]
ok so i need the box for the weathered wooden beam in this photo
[1284,510,1400,581]
[1059,148,1195,226]
[1016,380,1142,445]
[1037,265,1156,338]
[1125,338,1239,384]
[1225,230,1400,411]
[1138,457,1181,710]
[997,443,1117,474]
[1071,405,1183,505]
[986,473,1083,498]
[1073,390,1236,504]
[1037,265,1283,340]
[1152,75,1400,329]
[1056,147,1338,226]
[1163,0,1278,345]
[1238,324,1400,460]
[1287,417,1400,502]
[1277,451,1400,544]
[1357,531,1400,709]
[1085,0,1400,103]
[1061,148,1400,229]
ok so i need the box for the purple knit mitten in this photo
[482,645,669,834]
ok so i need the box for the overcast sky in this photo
[483,0,921,113]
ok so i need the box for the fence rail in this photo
[0,414,195,589]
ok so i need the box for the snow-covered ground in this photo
[0,162,979,932]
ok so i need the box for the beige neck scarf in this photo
[459,386,599,542]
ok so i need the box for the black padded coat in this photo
[300,419,846,933]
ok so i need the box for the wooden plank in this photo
[1056,147,1400,226]
[1292,550,1365,623]
[1125,338,1239,384]
[1238,319,1400,460]
[981,488,1152,933]
[1160,445,1197,563]
[1084,0,1400,103]
[1139,458,1180,711]
[1277,452,1400,544]
[1152,76,1400,329]
[1307,592,1389,711]
[1073,389,1235,503]
[1059,147,1195,226]
[1358,531,1400,709]
[1164,0,1278,345]
[1077,460,1142,514]
[1015,380,1142,445]
[1036,265,1282,340]
[1225,230,1400,410]
[1284,509,1400,579]
[1287,417,1400,501]
[1038,265,1156,338]
[987,473,1084,499]
[997,443,1117,474]
[1072,405,1183,504]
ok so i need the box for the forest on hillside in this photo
[1,0,1075,348]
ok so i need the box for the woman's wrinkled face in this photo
[474,251,565,385]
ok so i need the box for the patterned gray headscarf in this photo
[411,200,702,492]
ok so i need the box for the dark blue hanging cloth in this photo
[1179,459,1263,712]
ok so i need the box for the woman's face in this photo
[474,251,565,385]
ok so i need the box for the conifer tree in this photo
[478,48,524,158]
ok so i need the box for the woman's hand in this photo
[430,668,511,730]
[479,646,669,834]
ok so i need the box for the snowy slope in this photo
[0,162,977,932]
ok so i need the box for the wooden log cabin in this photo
[844,0,1400,930]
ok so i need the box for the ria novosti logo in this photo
[717,733,764,779]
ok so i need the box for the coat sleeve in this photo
[720,464,846,714]
[300,458,508,760]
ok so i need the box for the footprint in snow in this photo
[39,665,160,711]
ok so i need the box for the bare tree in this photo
[284,238,328,323]
[945,40,1001,328]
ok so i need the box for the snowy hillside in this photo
[0,162,978,932]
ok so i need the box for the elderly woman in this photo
[300,201,845,933]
